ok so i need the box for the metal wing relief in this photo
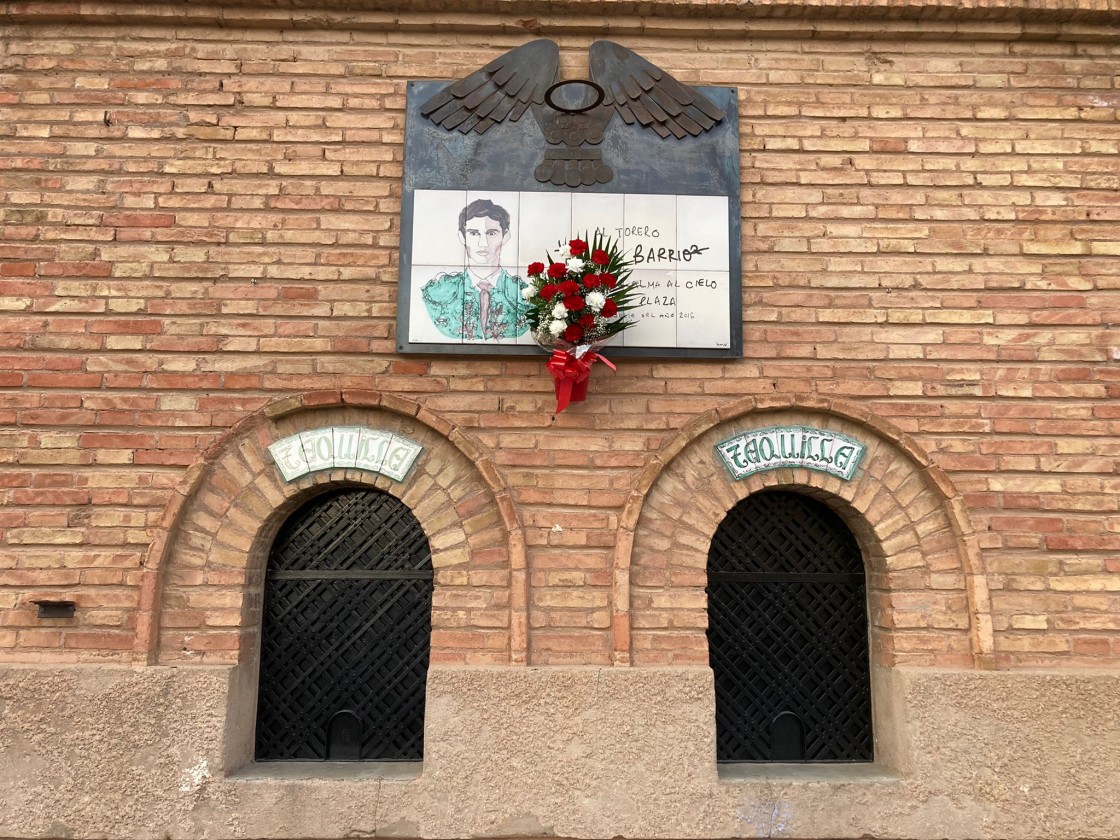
[590,41,725,141]
[418,39,726,188]
[419,39,560,135]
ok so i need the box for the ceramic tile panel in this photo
[410,264,466,343]
[622,194,677,269]
[411,262,530,346]
[676,195,730,273]
[620,268,677,348]
[464,190,521,273]
[518,191,573,269]
[412,190,468,266]
[514,316,538,346]
[572,192,626,245]
[675,270,731,349]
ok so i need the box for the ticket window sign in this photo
[268,428,423,484]
[716,427,867,482]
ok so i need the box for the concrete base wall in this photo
[1,664,1118,839]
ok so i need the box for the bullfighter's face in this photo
[460,215,509,269]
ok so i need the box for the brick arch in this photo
[135,390,528,666]
[613,395,993,668]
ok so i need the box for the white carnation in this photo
[585,291,606,313]
[549,319,567,336]
[556,244,572,259]
[521,286,535,301]
[551,301,567,319]
[565,257,584,273]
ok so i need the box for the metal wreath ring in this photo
[544,79,606,114]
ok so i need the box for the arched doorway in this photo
[254,487,434,761]
[707,490,872,762]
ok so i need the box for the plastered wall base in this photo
[1,664,1117,839]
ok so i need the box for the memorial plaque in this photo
[398,39,742,359]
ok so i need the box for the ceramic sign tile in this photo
[267,434,311,483]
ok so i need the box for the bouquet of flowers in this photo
[521,231,638,413]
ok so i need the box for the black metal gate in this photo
[707,491,872,762]
[255,488,433,761]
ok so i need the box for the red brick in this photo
[102,213,175,228]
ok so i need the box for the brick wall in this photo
[1,3,1118,668]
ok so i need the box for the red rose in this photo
[579,314,596,328]
[582,273,601,289]
[569,238,588,256]
[563,294,584,311]
[591,248,609,266]
[559,280,580,296]
[540,283,559,299]
[600,272,617,289]
[563,324,584,342]
[527,261,545,276]
[601,300,618,318]
[547,262,567,279]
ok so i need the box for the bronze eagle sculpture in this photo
[419,40,726,188]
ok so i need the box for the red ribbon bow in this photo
[547,349,616,413]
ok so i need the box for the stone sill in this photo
[718,762,903,784]
[230,761,423,782]
[232,760,903,786]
